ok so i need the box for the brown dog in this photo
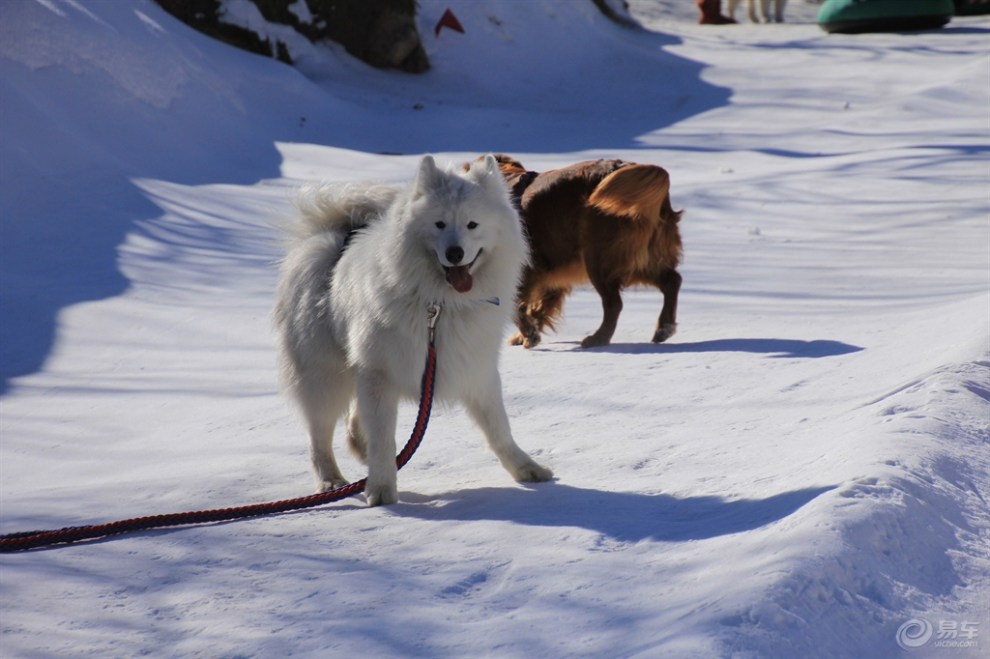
[492,155,684,349]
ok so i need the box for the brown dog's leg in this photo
[510,271,542,348]
[532,287,567,337]
[697,0,736,24]
[510,302,540,347]
[582,274,623,348]
[511,284,570,348]
[652,269,682,343]
[507,297,526,345]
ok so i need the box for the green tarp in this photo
[954,0,990,15]
[818,0,955,33]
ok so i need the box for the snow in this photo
[1,0,988,657]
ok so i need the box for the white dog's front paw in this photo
[512,460,554,483]
[365,480,399,507]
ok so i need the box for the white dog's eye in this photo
[435,221,446,229]
[467,221,478,230]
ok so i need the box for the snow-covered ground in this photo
[1,1,987,657]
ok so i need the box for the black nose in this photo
[446,246,464,264]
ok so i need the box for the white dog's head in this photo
[409,154,523,295]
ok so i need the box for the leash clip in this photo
[426,303,441,343]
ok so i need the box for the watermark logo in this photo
[896,617,980,651]
[897,618,934,649]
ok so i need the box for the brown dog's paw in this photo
[580,333,609,348]
[652,323,677,344]
[511,329,541,348]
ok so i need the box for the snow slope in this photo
[1,1,988,657]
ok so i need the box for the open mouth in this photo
[443,250,481,293]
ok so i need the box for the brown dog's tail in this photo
[588,164,683,224]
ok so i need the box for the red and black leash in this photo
[0,306,442,553]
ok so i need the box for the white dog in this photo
[728,0,787,23]
[274,155,553,506]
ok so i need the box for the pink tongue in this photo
[445,265,473,293]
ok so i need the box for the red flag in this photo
[434,8,465,37]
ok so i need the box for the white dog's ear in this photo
[414,155,443,198]
[480,153,500,177]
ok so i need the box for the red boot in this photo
[696,0,736,24]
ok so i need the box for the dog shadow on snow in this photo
[395,483,835,543]
[552,338,864,359]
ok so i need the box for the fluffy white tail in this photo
[289,181,401,239]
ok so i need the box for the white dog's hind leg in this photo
[356,372,400,506]
[747,0,760,22]
[465,375,553,483]
[296,370,352,492]
[308,415,347,492]
[727,0,740,21]
[345,400,368,463]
